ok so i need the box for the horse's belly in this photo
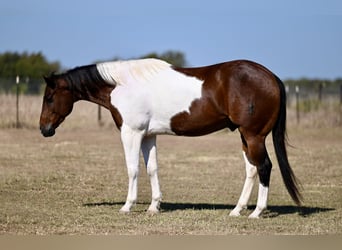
[146,119,175,135]
[170,111,229,136]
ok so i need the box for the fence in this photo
[286,82,342,126]
[0,77,43,128]
[1,77,342,128]
[0,76,43,95]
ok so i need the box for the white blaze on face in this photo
[96,59,203,134]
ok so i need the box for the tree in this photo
[104,50,187,67]
[0,51,60,78]
[0,51,61,94]
[140,50,187,67]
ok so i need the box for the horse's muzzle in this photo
[40,125,55,137]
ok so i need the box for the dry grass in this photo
[0,94,341,235]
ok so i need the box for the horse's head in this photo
[39,74,74,137]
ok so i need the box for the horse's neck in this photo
[71,80,113,109]
[64,64,113,109]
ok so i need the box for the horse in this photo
[39,58,302,218]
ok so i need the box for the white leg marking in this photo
[141,135,162,213]
[230,151,257,217]
[249,183,269,218]
[119,124,145,213]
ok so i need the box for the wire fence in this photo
[286,82,342,126]
[0,77,43,95]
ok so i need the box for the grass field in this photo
[0,95,341,234]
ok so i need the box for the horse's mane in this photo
[96,58,171,85]
[48,59,171,95]
[66,65,102,84]
[62,64,110,96]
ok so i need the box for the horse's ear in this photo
[43,75,56,89]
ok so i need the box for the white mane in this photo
[96,58,171,85]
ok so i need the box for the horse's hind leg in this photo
[229,137,257,217]
[249,150,272,218]
[230,133,272,218]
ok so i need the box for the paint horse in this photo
[39,58,302,218]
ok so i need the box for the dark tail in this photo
[272,75,303,206]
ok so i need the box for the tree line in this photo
[0,50,186,79]
[0,51,187,94]
[0,51,60,79]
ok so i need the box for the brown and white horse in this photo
[39,58,302,218]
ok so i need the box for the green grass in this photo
[0,126,341,235]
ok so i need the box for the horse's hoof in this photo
[147,209,159,214]
[248,214,260,219]
[229,211,241,217]
[119,208,131,214]
[248,207,264,218]
[248,210,262,219]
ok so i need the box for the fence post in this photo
[318,83,323,103]
[340,84,342,105]
[16,76,20,128]
[296,85,300,125]
[285,85,290,108]
[98,105,102,126]
[340,84,342,126]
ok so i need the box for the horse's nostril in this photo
[40,125,55,137]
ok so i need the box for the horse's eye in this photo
[46,96,53,104]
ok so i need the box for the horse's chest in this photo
[110,71,203,134]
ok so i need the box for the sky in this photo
[1,0,341,79]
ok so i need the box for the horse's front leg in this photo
[141,135,162,213]
[119,124,145,213]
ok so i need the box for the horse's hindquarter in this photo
[170,61,281,136]
[222,61,281,135]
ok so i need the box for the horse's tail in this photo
[272,75,303,206]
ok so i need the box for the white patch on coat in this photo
[97,59,203,135]
[248,184,269,218]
